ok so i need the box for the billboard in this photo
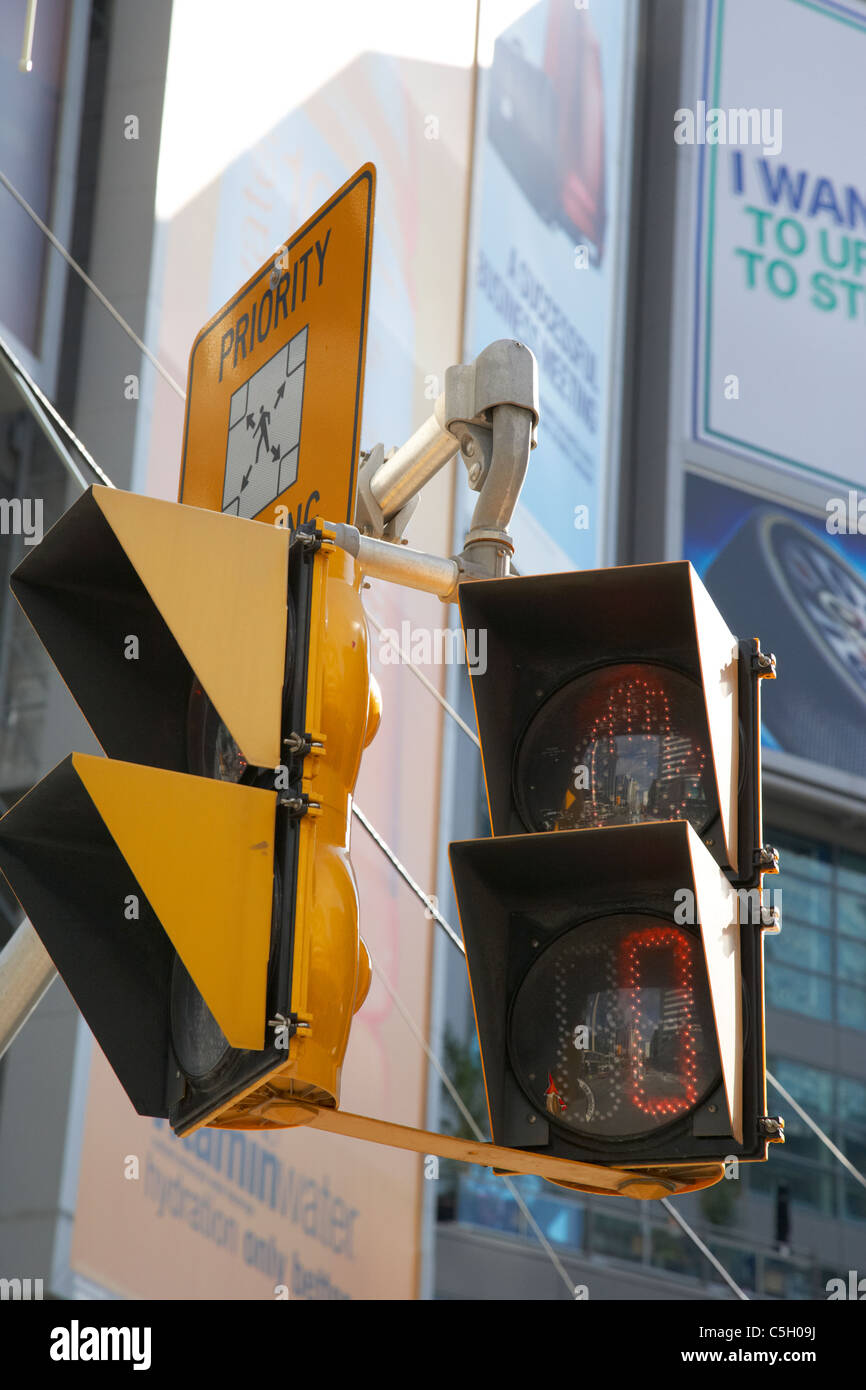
[72,1052,362,1300]
[685,472,866,779]
[464,0,636,571]
[693,0,866,487]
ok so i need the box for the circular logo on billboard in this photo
[767,517,866,705]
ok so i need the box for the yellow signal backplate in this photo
[91,487,290,769]
[74,752,275,1050]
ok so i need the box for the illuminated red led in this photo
[585,677,707,828]
[618,926,699,1119]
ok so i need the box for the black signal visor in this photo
[457,562,760,885]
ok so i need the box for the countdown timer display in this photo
[508,914,722,1140]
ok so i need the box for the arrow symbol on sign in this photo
[245,413,255,430]
[271,445,280,462]
[240,466,252,491]
[274,382,285,410]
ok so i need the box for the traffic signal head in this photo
[0,488,377,1135]
[457,561,762,885]
[450,820,771,1173]
[450,560,777,1183]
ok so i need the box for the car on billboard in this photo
[488,0,607,263]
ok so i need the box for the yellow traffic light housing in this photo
[0,488,377,1136]
[222,523,377,1131]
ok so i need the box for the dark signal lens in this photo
[187,680,248,783]
[514,662,714,835]
[170,954,235,1085]
[508,915,721,1140]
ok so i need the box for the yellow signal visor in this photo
[456,560,742,877]
[10,486,290,772]
[0,754,276,1115]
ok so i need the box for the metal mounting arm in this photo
[352,339,538,591]
[355,339,537,537]
[460,401,534,579]
[334,523,509,604]
[334,524,461,601]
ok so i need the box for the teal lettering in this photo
[766,259,797,297]
[810,270,837,311]
[735,247,763,287]
[820,229,850,270]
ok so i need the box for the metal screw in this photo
[758,844,779,871]
[462,437,476,458]
[531,939,539,949]
[759,1114,785,1139]
[528,1115,537,1125]
[707,1104,717,1114]
[704,838,714,847]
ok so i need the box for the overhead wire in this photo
[351,803,464,953]
[369,949,579,1299]
[767,1069,866,1192]
[0,167,186,402]
[0,333,113,489]
[660,1198,748,1301]
[365,610,481,750]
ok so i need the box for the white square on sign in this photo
[222,326,308,518]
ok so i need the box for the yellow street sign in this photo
[179,164,375,529]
